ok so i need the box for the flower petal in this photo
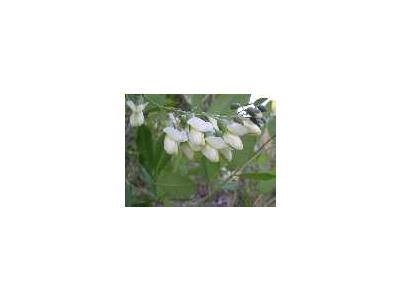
[219,148,233,161]
[205,136,228,150]
[163,127,188,142]
[227,122,248,136]
[127,100,138,112]
[243,119,261,135]
[201,144,219,162]
[187,117,215,132]
[164,135,179,155]
[188,128,205,146]
[188,139,203,151]
[130,112,144,127]
[137,102,148,111]
[223,133,243,150]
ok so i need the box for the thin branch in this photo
[200,135,276,203]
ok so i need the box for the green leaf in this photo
[209,94,250,114]
[200,156,220,182]
[153,134,171,178]
[258,178,276,194]
[143,94,168,105]
[239,172,276,181]
[156,171,196,200]
[136,125,154,177]
[185,94,208,111]
[125,183,151,207]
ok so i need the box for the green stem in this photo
[200,135,276,203]
[143,96,239,121]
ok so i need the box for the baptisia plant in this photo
[127,96,274,164]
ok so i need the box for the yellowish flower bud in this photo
[219,148,233,161]
[243,119,261,135]
[223,132,243,150]
[189,128,205,146]
[201,144,219,162]
[164,135,179,155]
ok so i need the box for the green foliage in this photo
[201,156,220,182]
[136,125,154,176]
[240,172,276,181]
[156,169,196,200]
[208,94,250,114]
[125,183,151,207]
[258,178,276,194]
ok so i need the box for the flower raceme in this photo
[127,97,272,163]
[127,100,148,127]
[161,116,264,163]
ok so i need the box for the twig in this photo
[200,135,276,203]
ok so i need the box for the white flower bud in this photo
[188,139,203,151]
[187,117,215,132]
[164,135,179,155]
[223,132,243,150]
[188,128,205,146]
[219,148,233,161]
[163,127,188,142]
[243,119,261,135]
[127,101,148,126]
[180,143,194,160]
[130,112,145,127]
[205,136,228,150]
[201,144,219,162]
[227,122,248,136]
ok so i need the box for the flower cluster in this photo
[163,116,262,163]
[126,96,275,163]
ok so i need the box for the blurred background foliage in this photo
[125,94,276,207]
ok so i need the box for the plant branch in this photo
[200,135,276,203]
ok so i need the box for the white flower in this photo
[201,144,219,162]
[219,148,233,161]
[223,132,243,150]
[188,128,205,146]
[227,122,248,136]
[243,119,261,135]
[164,135,179,155]
[127,100,148,127]
[130,112,144,127]
[163,127,188,155]
[187,117,214,147]
[180,143,194,160]
[187,117,215,132]
[163,127,188,142]
[188,139,203,151]
[205,136,228,150]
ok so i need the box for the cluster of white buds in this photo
[163,115,262,163]
[127,100,148,127]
